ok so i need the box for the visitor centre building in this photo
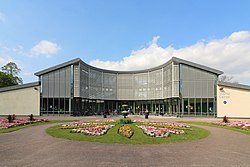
[34,57,223,117]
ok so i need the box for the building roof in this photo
[0,82,40,93]
[34,58,80,76]
[34,57,223,76]
[218,81,250,91]
[172,57,223,75]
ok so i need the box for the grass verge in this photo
[46,123,209,144]
[186,122,250,135]
[0,120,78,134]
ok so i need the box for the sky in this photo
[1,0,250,84]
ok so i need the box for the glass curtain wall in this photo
[180,64,217,117]
[40,65,73,116]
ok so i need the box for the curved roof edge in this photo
[0,82,40,93]
[35,57,223,76]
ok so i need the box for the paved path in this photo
[1,118,250,167]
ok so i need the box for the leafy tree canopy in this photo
[1,62,21,76]
[0,71,19,88]
[0,62,23,88]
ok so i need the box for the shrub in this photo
[7,115,13,123]
[118,125,134,138]
[119,118,132,124]
[29,114,34,121]
[12,114,16,120]
[223,115,229,123]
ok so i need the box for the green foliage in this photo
[47,123,209,144]
[0,71,19,87]
[1,62,21,76]
[119,118,132,124]
[0,62,23,87]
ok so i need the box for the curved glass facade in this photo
[37,57,222,117]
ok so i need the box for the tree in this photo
[0,71,19,87]
[1,62,21,76]
[0,62,23,88]
[219,75,238,83]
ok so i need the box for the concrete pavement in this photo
[0,116,250,167]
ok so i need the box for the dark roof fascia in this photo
[34,58,81,76]
[0,82,40,93]
[172,57,223,75]
[34,56,223,76]
[218,81,250,91]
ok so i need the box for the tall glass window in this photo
[196,98,201,115]
[70,65,74,97]
[183,98,188,115]
[189,98,195,115]
[208,98,214,116]
[65,99,69,114]
[60,98,65,113]
[48,98,53,114]
[54,98,59,114]
[202,98,207,116]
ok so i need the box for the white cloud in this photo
[0,12,6,22]
[90,31,250,84]
[30,40,61,57]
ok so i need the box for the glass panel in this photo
[70,65,74,97]
[65,99,69,114]
[202,98,207,116]
[48,98,53,115]
[42,98,47,111]
[196,98,201,115]
[59,98,65,114]
[183,98,188,115]
[54,98,59,115]
[208,98,214,116]
[189,98,195,115]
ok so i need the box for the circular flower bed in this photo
[47,119,208,144]
[118,125,134,138]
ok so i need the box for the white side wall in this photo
[0,86,40,116]
[217,85,250,118]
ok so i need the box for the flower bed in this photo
[0,118,48,129]
[70,124,114,136]
[62,121,114,129]
[118,125,134,138]
[144,122,190,128]
[213,121,250,129]
[137,122,190,132]
[137,125,185,137]
[136,122,190,138]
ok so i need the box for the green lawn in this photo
[186,122,250,135]
[46,122,209,144]
[0,120,78,134]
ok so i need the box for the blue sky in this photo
[1,0,250,84]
